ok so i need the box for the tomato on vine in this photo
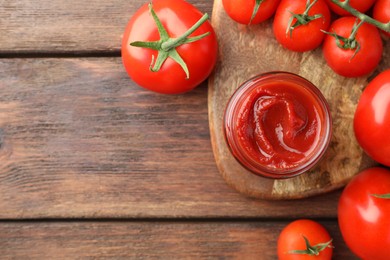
[121,0,218,94]
[273,0,331,52]
[354,69,390,166]
[277,219,333,260]
[322,17,383,77]
[222,0,280,25]
[338,167,390,260]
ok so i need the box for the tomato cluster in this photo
[222,2,389,259]
[278,167,390,260]
[223,0,387,77]
[121,0,387,93]
[276,69,390,259]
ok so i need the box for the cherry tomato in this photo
[222,0,280,25]
[121,0,218,94]
[325,0,376,16]
[273,0,331,52]
[277,219,333,260]
[354,69,390,166]
[338,167,390,260]
[373,0,390,37]
[322,17,383,77]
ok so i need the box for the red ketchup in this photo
[224,72,332,179]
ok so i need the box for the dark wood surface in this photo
[0,221,356,259]
[0,57,346,220]
[0,0,381,258]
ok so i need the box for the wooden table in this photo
[0,0,372,258]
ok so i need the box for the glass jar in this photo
[224,72,332,179]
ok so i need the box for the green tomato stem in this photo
[130,3,211,79]
[288,236,333,256]
[303,0,318,16]
[331,0,390,33]
[250,0,264,24]
[161,13,210,51]
[286,0,322,37]
[321,18,362,60]
[348,19,364,41]
[372,193,390,199]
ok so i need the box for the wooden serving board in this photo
[208,0,388,200]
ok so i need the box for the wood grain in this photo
[0,57,345,219]
[208,0,388,199]
[0,0,364,258]
[0,221,358,259]
[0,0,212,54]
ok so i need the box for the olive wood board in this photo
[208,0,388,200]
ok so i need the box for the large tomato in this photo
[322,17,383,77]
[373,0,390,37]
[325,0,376,16]
[121,0,218,94]
[273,0,331,52]
[354,69,390,166]
[277,219,333,260]
[222,0,280,25]
[338,167,390,260]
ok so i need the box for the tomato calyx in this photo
[322,19,364,59]
[288,235,333,256]
[286,0,323,37]
[130,3,211,79]
[250,0,265,24]
[372,193,390,199]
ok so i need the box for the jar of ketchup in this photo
[224,72,332,179]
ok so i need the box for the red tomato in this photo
[354,69,390,166]
[121,0,218,94]
[373,0,390,37]
[277,219,333,260]
[322,17,383,77]
[222,0,280,25]
[338,167,390,260]
[273,0,331,52]
[325,0,376,16]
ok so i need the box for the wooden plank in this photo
[0,57,343,219]
[0,221,358,259]
[0,0,213,53]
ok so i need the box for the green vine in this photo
[331,0,390,33]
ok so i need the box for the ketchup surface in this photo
[224,72,331,178]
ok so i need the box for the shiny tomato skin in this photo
[322,17,383,77]
[338,167,390,260]
[273,0,331,52]
[222,0,280,25]
[373,0,390,37]
[121,0,218,94]
[325,0,376,16]
[354,69,390,166]
[277,219,333,260]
